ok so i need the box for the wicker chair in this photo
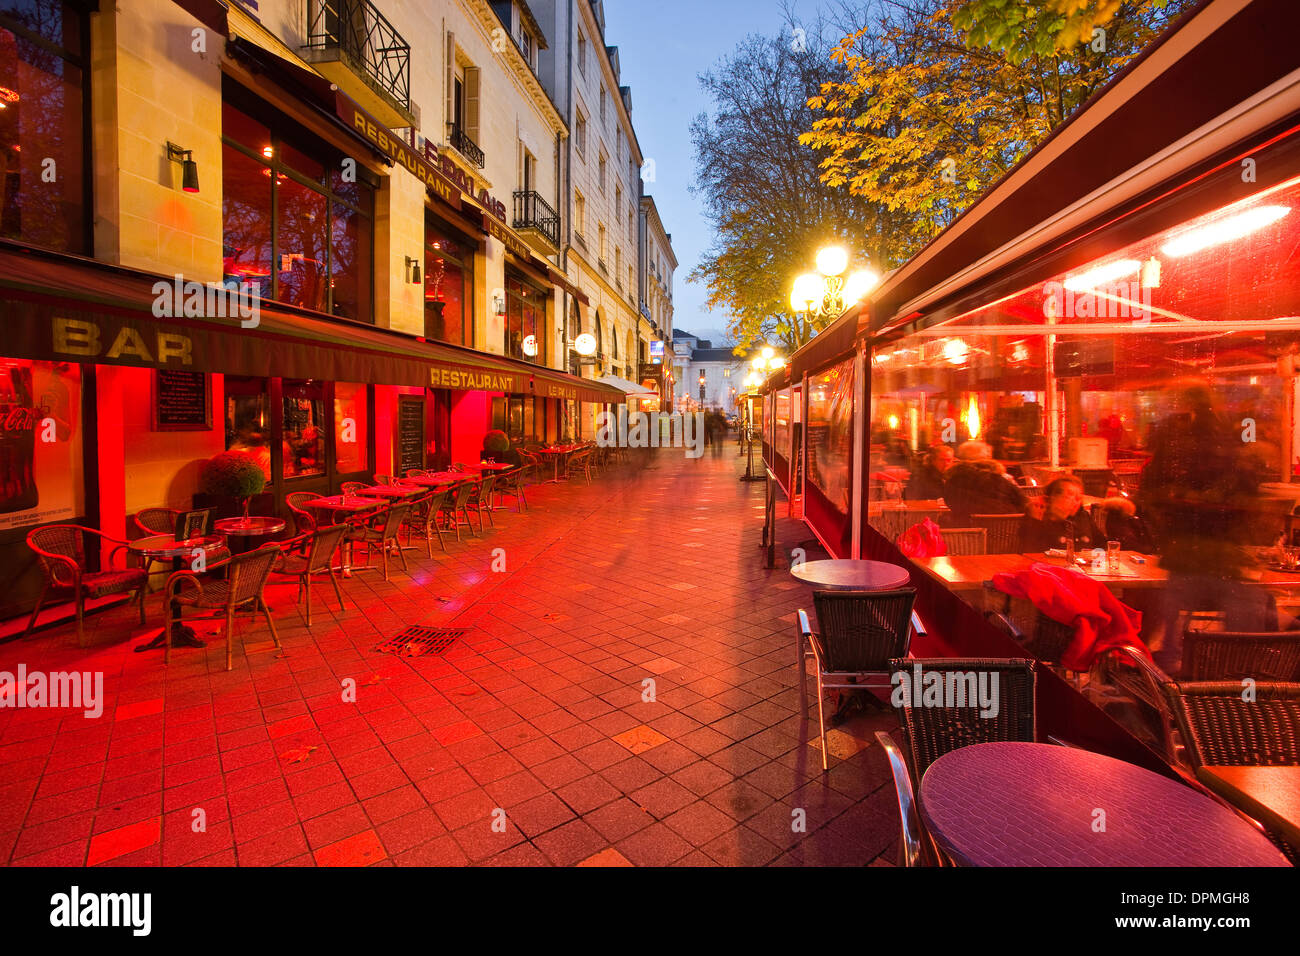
[798,588,916,770]
[340,481,369,496]
[888,656,1037,780]
[463,475,497,532]
[565,448,594,484]
[373,474,395,486]
[134,508,180,577]
[451,462,467,472]
[982,585,1076,671]
[872,508,944,544]
[970,514,1024,553]
[272,524,349,628]
[1164,680,1300,768]
[940,527,987,555]
[286,492,322,535]
[24,525,149,647]
[164,543,282,670]
[347,502,412,581]
[404,469,428,478]
[409,488,452,556]
[495,465,529,513]
[439,481,476,540]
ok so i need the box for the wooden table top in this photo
[914,551,1300,592]
[399,474,459,486]
[1196,765,1300,846]
[304,495,385,511]
[364,485,424,497]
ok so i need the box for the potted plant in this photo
[480,429,520,465]
[194,451,272,519]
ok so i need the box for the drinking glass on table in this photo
[1107,540,1122,572]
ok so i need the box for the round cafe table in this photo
[791,559,910,591]
[214,516,286,555]
[128,533,229,652]
[919,742,1290,867]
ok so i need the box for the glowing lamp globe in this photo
[844,269,880,303]
[574,332,597,356]
[790,273,822,313]
[816,246,849,277]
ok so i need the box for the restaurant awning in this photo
[597,374,657,399]
[0,242,626,404]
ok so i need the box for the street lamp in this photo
[791,245,880,340]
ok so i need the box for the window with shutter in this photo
[465,67,480,143]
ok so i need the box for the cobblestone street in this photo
[0,444,901,867]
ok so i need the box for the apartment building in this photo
[0,0,632,618]
[672,331,744,413]
[639,194,677,408]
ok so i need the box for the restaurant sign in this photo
[429,362,524,393]
[335,95,463,212]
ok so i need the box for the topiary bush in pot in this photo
[195,451,271,518]
[480,429,520,465]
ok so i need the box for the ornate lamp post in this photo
[790,246,880,342]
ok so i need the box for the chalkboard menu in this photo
[396,396,425,475]
[154,370,211,431]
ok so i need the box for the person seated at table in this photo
[1020,476,1104,552]
[1094,495,1156,552]
[942,442,1028,524]
[906,445,955,500]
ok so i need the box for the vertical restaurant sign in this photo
[0,360,83,531]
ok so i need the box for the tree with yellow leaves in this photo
[802,0,1191,264]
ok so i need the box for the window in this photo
[520,146,535,193]
[599,85,606,125]
[599,153,606,193]
[222,92,375,322]
[577,30,587,77]
[615,185,622,222]
[225,377,272,481]
[425,215,474,347]
[520,28,533,67]
[616,127,623,161]
[574,191,586,238]
[575,111,586,157]
[598,223,606,265]
[0,1,90,252]
[615,246,622,278]
[505,273,547,365]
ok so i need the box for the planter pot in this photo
[192,492,276,521]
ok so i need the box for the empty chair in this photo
[1162,681,1300,768]
[347,501,413,581]
[373,474,395,485]
[404,469,428,478]
[410,488,452,556]
[970,514,1024,553]
[463,475,497,532]
[165,543,282,670]
[495,465,529,513]
[286,491,322,535]
[888,656,1036,780]
[272,523,349,628]
[940,527,987,555]
[24,525,149,647]
[1183,631,1300,682]
[439,481,476,540]
[341,481,369,496]
[565,449,594,484]
[798,588,917,770]
[134,507,181,576]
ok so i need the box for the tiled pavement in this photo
[0,442,903,867]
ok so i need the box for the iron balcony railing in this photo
[448,124,486,168]
[304,0,411,111]
[513,190,559,247]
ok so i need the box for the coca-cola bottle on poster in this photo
[0,361,40,514]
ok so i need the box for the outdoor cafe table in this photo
[1196,765,1300,848]
[127,533,229,652]
[303,495,386,574]
[364,484,425,499]
[790,559,912,710]
[398,474,459,488]
[919,741,1290,866]
[214,516,286,554]
[464,462,514,472]
[535,445,584,482]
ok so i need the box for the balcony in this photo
[303,0,414,129]
[447,125,486,169]
[513,190,559,249]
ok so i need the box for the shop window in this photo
[0,1,89,253]
[225,377,272,481]
[425,216,474,347]
[282,380,325,478]
[505,274,546,365]
[0,358,83,529]
[221,90,375,322]
[334,382,368,474]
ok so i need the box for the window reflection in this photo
[334,382,368,474]
[505,275,546,364]
[425,220,473,346]
[0,3,88,252]
[225,378,271,481]
[282,380,324,478]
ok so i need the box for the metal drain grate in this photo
[374,625,468,657]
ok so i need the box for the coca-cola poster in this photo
[0,360,82,531]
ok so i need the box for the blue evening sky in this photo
[603,0,818,343]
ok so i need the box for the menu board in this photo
[154,370,211,430]
[396,396,424,475]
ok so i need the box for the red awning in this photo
[0,242,625,404]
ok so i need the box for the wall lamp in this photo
[166,142,199,193]
[405,256,422,284]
